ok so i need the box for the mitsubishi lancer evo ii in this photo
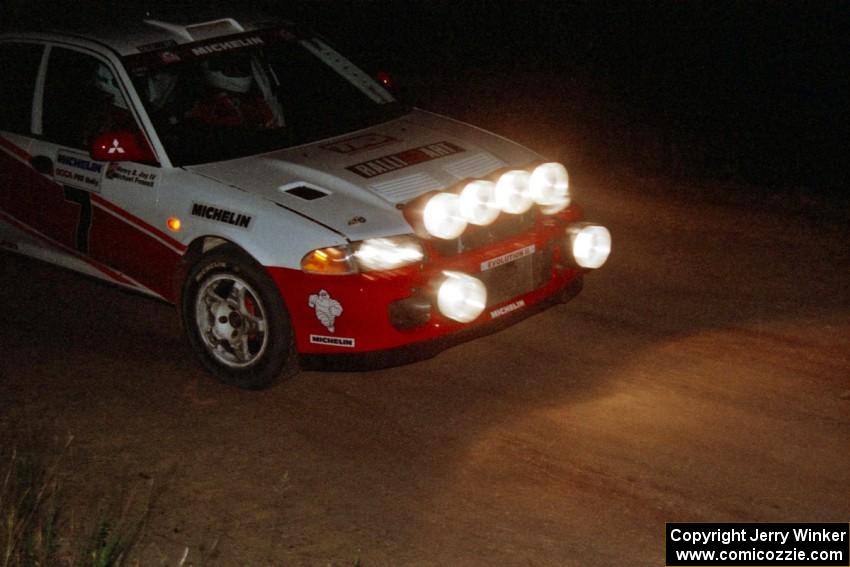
[0,13,611,388]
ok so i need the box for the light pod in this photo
[423,193,467,239]
[458,180,500,225]
[530,162,570,214]
[495,170,533,214]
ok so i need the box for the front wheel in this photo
[181,245,298,388]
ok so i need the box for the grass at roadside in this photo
[0,431,167,567]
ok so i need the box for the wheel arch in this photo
[173,235,260,311]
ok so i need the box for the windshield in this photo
[124,27,405,165]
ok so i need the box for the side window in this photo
[0,42,44,135]
[42,47,138,149]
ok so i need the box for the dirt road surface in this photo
[1,168,848,565]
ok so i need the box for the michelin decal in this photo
[190,202,252,229]
[309,334,355,348]
[490,299,526,319]
[309,289,343,332]
[55,150,103,192]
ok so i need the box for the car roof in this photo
[1,5,285,56]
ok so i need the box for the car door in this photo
[26,44,178,297]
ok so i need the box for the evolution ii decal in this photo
[346,141,465,178]
[481,244,536,272]
[190,203,252,229]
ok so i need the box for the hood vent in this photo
[369,173,443,204]
[283,185,329,201]
[444,152,505,180]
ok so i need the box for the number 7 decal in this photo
[63,186,92,254]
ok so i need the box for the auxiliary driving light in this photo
[459,180,500,225]
[530,162,570,214]
[568,224,611,269]
[423,193,467,239]
[495,170,533,214]
[437,271,487,323]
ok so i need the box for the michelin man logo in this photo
[308,289,343,332]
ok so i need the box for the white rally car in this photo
[0,13,611,388]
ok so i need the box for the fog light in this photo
[568,224,611,269]
[437,271,487,323]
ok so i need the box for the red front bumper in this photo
[267,206,585,355]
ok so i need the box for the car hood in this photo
[185,109,541,241]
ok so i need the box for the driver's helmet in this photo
[203,53,253,94]
[95,63,128,109]
[146,69,179,110]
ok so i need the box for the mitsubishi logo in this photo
[107,139,125,155]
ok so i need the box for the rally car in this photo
[0,12,611,388]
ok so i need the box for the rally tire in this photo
[181,244,298,389]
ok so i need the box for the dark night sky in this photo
[307,1,849,193]
[6,1,849,196]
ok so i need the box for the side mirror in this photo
[91,131,158,165]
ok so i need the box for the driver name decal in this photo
[191,203,252,228]
[347,142,465,178]
[106,164,158,188]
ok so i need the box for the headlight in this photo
[437,271,487,323]
[495,170,533,214]
[458,180,500,225]
[423,192,467,239]
[303,236,424,274]
[530,162,570,214]
[568,224,611,269]
[353,236,424,271]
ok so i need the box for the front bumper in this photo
[267,205,597,356]
[299,275,583,371]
